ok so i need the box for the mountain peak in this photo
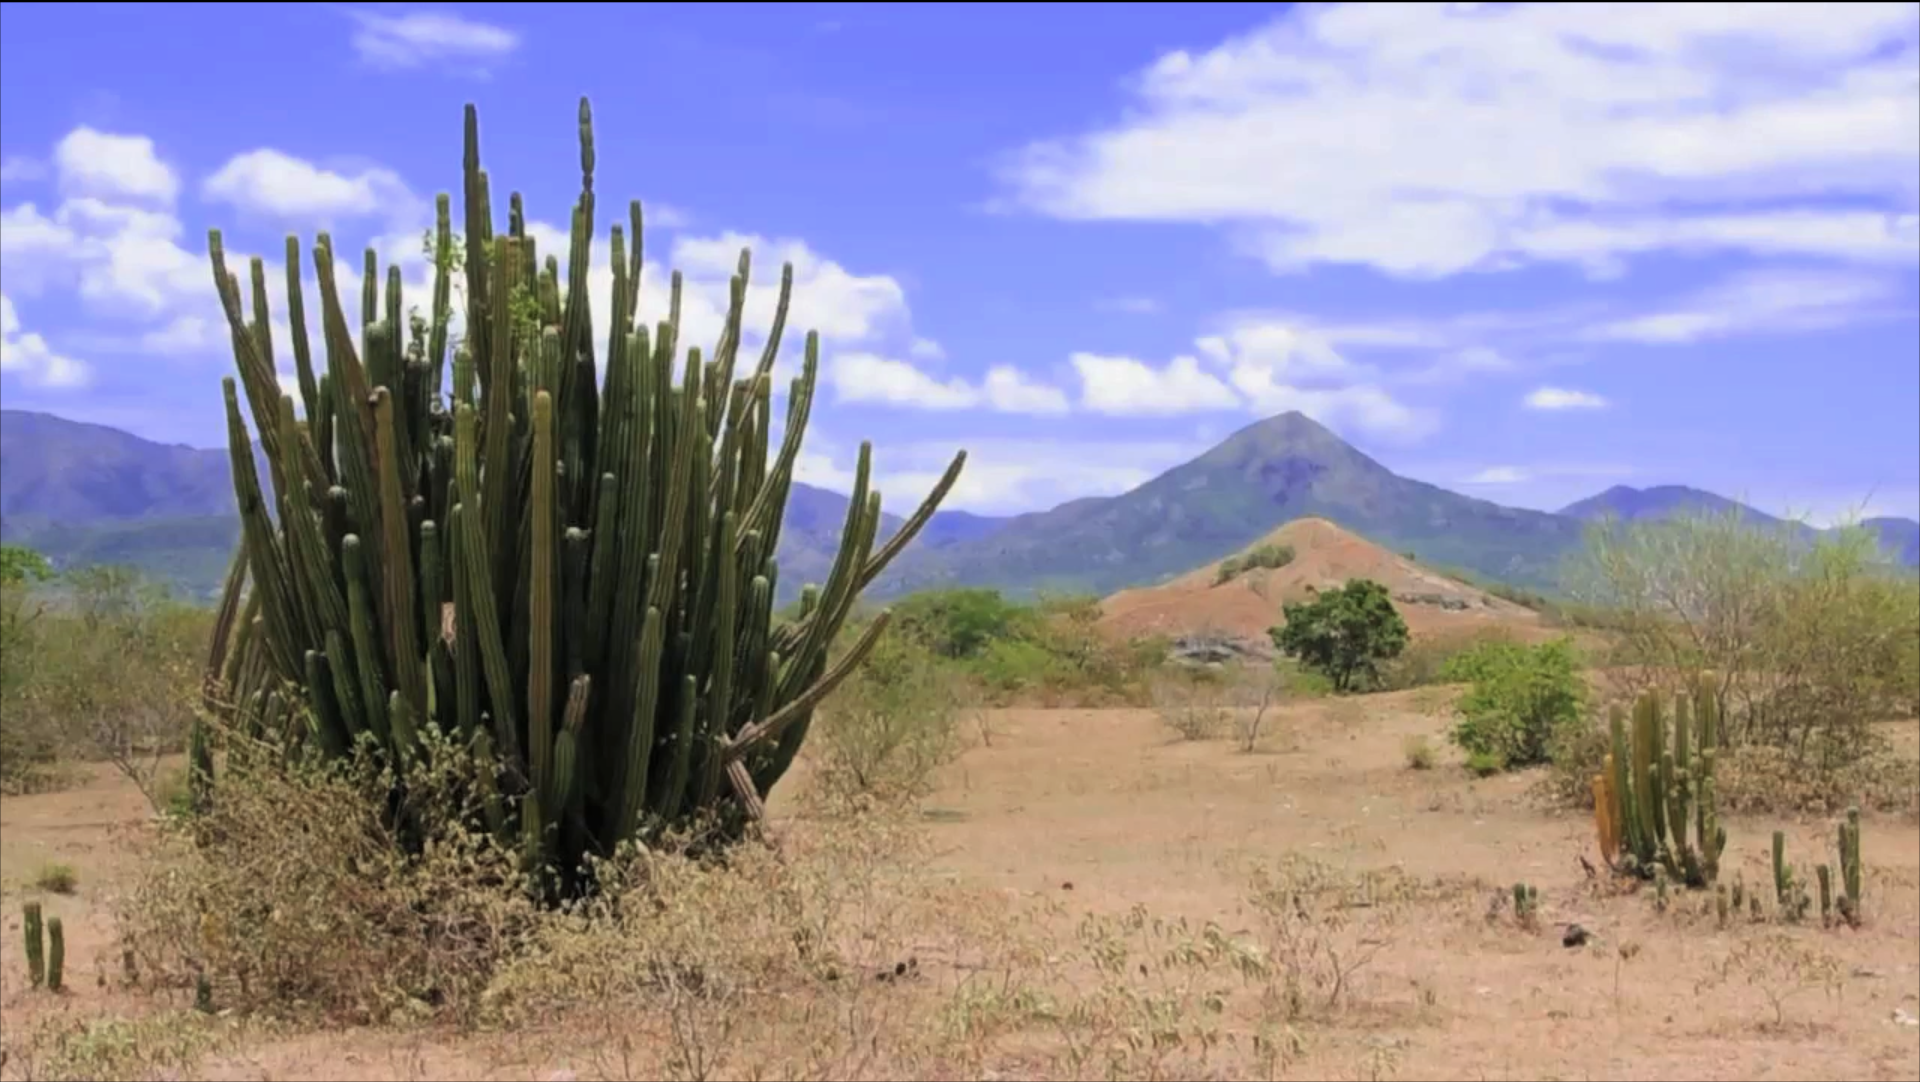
[1196,410,1372,468]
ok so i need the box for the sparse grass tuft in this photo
[1402,735,1436,771]
[32,861,78,895]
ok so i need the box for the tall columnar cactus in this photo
[1598,680,1726,887]
[46,916,64,993]
[1837,806,1863,926]
[201,99,965,891]
[22,901,44,989]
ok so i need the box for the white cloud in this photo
[0,157,48,184]
[1525,386,1609,411]
[0,294,90,388]
[348,9,520,72]
[1583,268,1904,344]
[55,128,178,204]
[1071,352,1240,415]
[1464,466,1530,485]
[203,150,416,220]
[826,353,1071,415]
[982,365,1071,415]
[828,352,978,410]
[1002,2,1920,276]
[799,433,1204,514]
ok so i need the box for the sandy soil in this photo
[1097,518,1558,647]
[3,695,1917,1081]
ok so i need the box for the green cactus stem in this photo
[46,917,64,992]
[1817,863,1833,928]
[23,902,44,988]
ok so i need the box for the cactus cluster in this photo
[200,98,964,887]
[1594,681,1727,888]
[21,902,63,992]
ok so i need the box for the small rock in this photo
[1061,881,1074,891]
[1562,924,1592,948]
[1894,1008,1918,1028]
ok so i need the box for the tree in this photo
[1269,579,1409,692]
[0,544,53,587]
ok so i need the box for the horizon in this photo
[3,4,1916,524]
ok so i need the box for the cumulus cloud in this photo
[826,353,1071,414]
[54,128,178,204]
[1001,2,1920,276]
[1,294,90,388]
[1070,352,1240,416]
[347,9,520,72]
[1524,386,1609,411]
[798,433,1205,514]
[203,150,417,220]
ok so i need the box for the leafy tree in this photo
[0,545,53,586]
[1268,578,1408,692]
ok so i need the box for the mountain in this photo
[0,410,1008,600]
[870,412,1589,598]
[1558,484,1920,566]
[0,410,236,521]
[6,409,1913,604]
[1558,484,1800,529]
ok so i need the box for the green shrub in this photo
[1214,543,1296,586]
[1465,750,1505,777]
[1446,638,1587,772]
[32,862,78,895]
[891,588,1036,659]
[1269,579,1408,693]
[1377,628,1526,691]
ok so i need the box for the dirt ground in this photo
[1097,518,1558,646]
[4,692,1917,1081]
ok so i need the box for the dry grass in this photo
[2,687,1917,1081]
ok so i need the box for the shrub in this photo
[891,588,1034,659]
[32,862,78,895]
[1445,638,1587,772]
[1403,735,1436,771]
[1,563,207,798]
[118,728,539,1022]
[1377,628,1526,691]
[810,632,969,806]
[1152,677,1230,741]
[1214,543,1296,586]
[1568,507,1919,780]
[1270,579,1408,693]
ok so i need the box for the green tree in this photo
[0,545,53,586]
[1268,578,1408,692]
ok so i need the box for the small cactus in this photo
[1731,873,1745,911]
[22,902,44,989]
[1748,892,1763,922]
[1816,863,1833,927]
[1838,806,1863,927]
[1715,883,1730,929]
[46,917,64,993]
[1772,830,1793,905]
[1654,866,1670,913]
[1513,882,1539,927]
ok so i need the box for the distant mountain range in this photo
[3,408,1914,601]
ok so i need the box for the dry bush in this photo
[1696,933,1846,1031]
[0,567,208,800]
[487,812,958,1080]
[1402,735,1436,771]
[1570,510,1918,787]
[1151,673,1232,742]
[1241,856,1451,1024]
[117,727,541,1023]
[807,633,972,809]
[1713,741,1920,819]
[0,1010,229,1082]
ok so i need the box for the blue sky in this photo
[3,2,1916,522]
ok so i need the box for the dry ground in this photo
[3,691,1917,1081]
